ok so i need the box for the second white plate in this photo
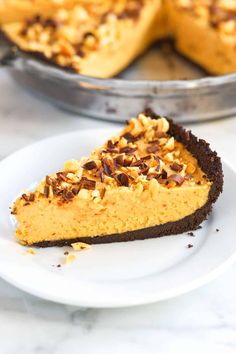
[0,129,235,308]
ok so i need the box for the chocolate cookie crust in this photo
[33,114,223,247]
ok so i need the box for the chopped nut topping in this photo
[17,113,209,206]
[2,1,145,73]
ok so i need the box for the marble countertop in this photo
[0,70,236,354]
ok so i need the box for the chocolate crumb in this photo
[64,251,69,255]
[80,177,96,190]
[72,186,80,195]
[100,188,106,199]
[102,158,113,176]
[187,244,193,248]
[139,163,149,175]
[44,185,50,198]
[147,173,158,180]
[131,159,144,167]
[146,145,159,154]
[158,169,168,180]
[57,172,68,182]
[155,156,161,171]
[187,232,195,237]
[113,155,124,167]
[196,225,202,230]
[170,162,183,172]
[185,174,193,180]
[106,140,118,153]
[155,131,168,138]
[115,173,129,187]
[28,193,35,202]
[46,176,52,185]
[122,132,143,143]
[120,146,137,155]
[141,155,151,161]
[168,174,184,185]
[216,228,219,232]
[62,189,74,201]
[57,264,61,268]
[83,160,97,170]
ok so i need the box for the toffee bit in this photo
[113,155,124,167]
[185,174,193,180]
[170,162,183,172]
[62,189,74,201]
[123,158,133,167]
[107,139,116,149]
[46,176,53,185]
[115,173,129,187]
[159,169,168,180]
[148,139,159,144]
[82,160,97,170]
[80,177,96,190]
[113,155,121,170]
[106,148,119,154]
[102,158,113,176]
[94,167,105,183]
[120,146,137,155]
[122,132,143,143]
[22,193,35,202]
[105,139,119,153]
[28,194,35,202]
[141,155,151,161]
[155,156,161,171]
[53,187,63,196]
[155,131,168,138]
[146,145,159,154]
[44,185,50,198]
[146,173,158,181]
[57,172,68,182]
[139,163,149,175]
[131,159,144,167]
[168,174,185,185]
[72,186,80,195]
[100,188,106,199]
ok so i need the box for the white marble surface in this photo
[0,70,236,354]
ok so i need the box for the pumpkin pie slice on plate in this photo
[12,111,223,247]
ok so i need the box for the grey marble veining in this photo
[0,70,236,354]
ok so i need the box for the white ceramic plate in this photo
[0,129,235,308]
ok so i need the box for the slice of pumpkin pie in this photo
[12,111,223,247]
